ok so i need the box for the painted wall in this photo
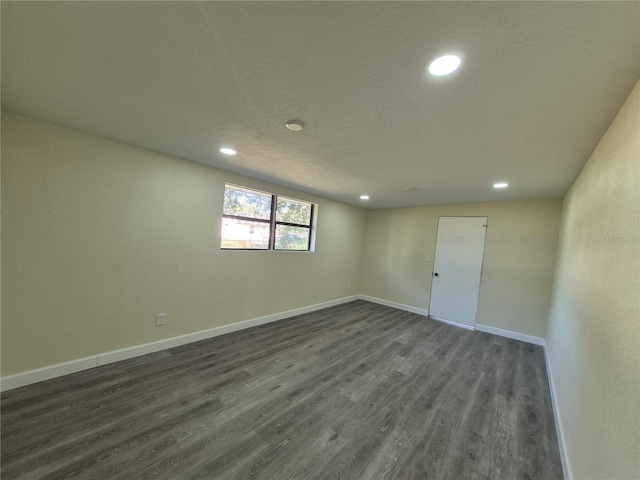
[1,112,367,376]
[546,81,639,479]
[360,199,562,338]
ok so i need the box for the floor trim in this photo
[428,314,475,330]
[544,346,573,480]
[475,323,545,346]
[0,295,359,392]
[357,295,429,317]
[0,295,550,391]
[2,294,569,477]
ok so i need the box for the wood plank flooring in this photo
[1,300,564,479]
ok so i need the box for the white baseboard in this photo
[544,346,573,480]
[357,296,548,341]
[0,295,359,392]
[428,314,475,330]
[357,295,429,317]
[0,292,573,480]
[475,324,545,346]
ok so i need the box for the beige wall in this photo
[1,112,367,376]
[546,82,639,479]
[361,199,562,338]
[4,85,638,477]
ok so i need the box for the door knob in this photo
[434,272,439,277]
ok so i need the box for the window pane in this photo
[223,185,272,220]
[274,225,310,250]
[221,218,270,249]
[276,197,311,225]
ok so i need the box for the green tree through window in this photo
[275,197,313,250]
[223,187,271,220]
[221,184,314,251]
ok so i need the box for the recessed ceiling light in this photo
[360,195,370,200]
[285,120,305,131]
[427,54,462,76]
[220,147,237,155]
[493,182,509,189]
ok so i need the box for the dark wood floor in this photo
[1,300,563,480]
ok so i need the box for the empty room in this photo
[1,2,638,480]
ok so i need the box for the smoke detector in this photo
[285,120,305,131]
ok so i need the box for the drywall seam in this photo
[544,346,573,480]
[0,295,359,391]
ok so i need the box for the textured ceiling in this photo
[2,1,639,208]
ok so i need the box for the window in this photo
[221,184,314,251]
[274,196,313,250]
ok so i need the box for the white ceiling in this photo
[2,1,639,208]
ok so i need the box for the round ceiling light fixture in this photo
[219,147,237,155]
[493,182,509,189]
[427,53,462,76]
[285,120,305,131]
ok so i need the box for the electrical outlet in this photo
[156,313,166,326]
[347,282,352,290]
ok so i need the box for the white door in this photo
[429,216,487,327]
